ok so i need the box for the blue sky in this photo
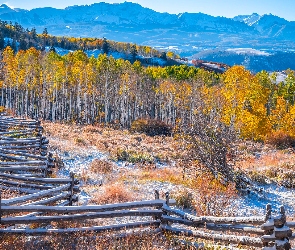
[3,0,295,21]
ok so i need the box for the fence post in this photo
[36,120,42,135]
[154,190,159,200]
[0,190,2,225]
[37,121,42,148]
[46,152,54,177]
[273,206,291,250]
[154,190,160,222]
[261,204,273,248]
[262,205,292,250]
[165,192,171,226]
[39,128,47,157]
[165,192,170,206]
[69,172,75,206]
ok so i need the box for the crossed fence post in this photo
[69,172,75,206]
[154,190,171,227]
[261,204,292,250]
[0,190,1,225]
[46,152,54,177]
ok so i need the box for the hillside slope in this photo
[0,2,294,51]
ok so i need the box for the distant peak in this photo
[262,13,280,18]
[0,3,15,12]
[0,4,10,8]
[260,13,287,22]
[122,1,140,6]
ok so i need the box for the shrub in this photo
[91,183,134,204]
[247,170,268,184]
[173,190,194,209]
[54,154,65,169]
[73,137,86,145]
[175,108,236,183]
[130,118,172,136]
[0,106,5,113]
[265,131,295,149]
[192,175,237,216]
[114,148,154,163]
[89,159,113,174]
[83,125,102,133]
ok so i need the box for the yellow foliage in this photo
[269,98,295,137]
[221,66,271,140]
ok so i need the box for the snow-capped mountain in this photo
[0,4,15,15]
[0,2,177,27]
[0,1,295,73]
[177,12,253,32]
[233,13,295,39]
[233,13,261,26]
[0,2,294,42]
[0,2,258,33]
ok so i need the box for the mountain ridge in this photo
[0,2,293,39]
[1,2,295,72]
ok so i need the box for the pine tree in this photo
[49,46,56,53]
[42,28,49,49]
[30,28,37,40]
[19,36,28,50]
[102,37,110,55]
[160,52,167,61]
[0,32,4,50]
[42,28,48,36]
[11,39,17,52]
[130,44,138,62]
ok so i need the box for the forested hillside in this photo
[0,46,295,143]
[0,20,176,61]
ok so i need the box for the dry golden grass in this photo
[235,149,295,171]
[90,183,135,205]
[233,141,295,186]
[43,120,295,207]
[117,167,238,216]
[128,167,183,184]
[42,122,180,164]
[0,230,183,250]
[234,145,295,169]
[44,122,295,182]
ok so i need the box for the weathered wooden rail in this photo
[160,199,293,249]
[0,114,293,249]
[0,114,79,207]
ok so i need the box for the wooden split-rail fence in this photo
[0,114,294,249]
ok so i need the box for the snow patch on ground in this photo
[234,184,295,216]
[46,47,73,56]
[57,148,106,177]
[45,46,127,60]
[57,148,295,216]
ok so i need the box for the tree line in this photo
[0,46,295,142]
